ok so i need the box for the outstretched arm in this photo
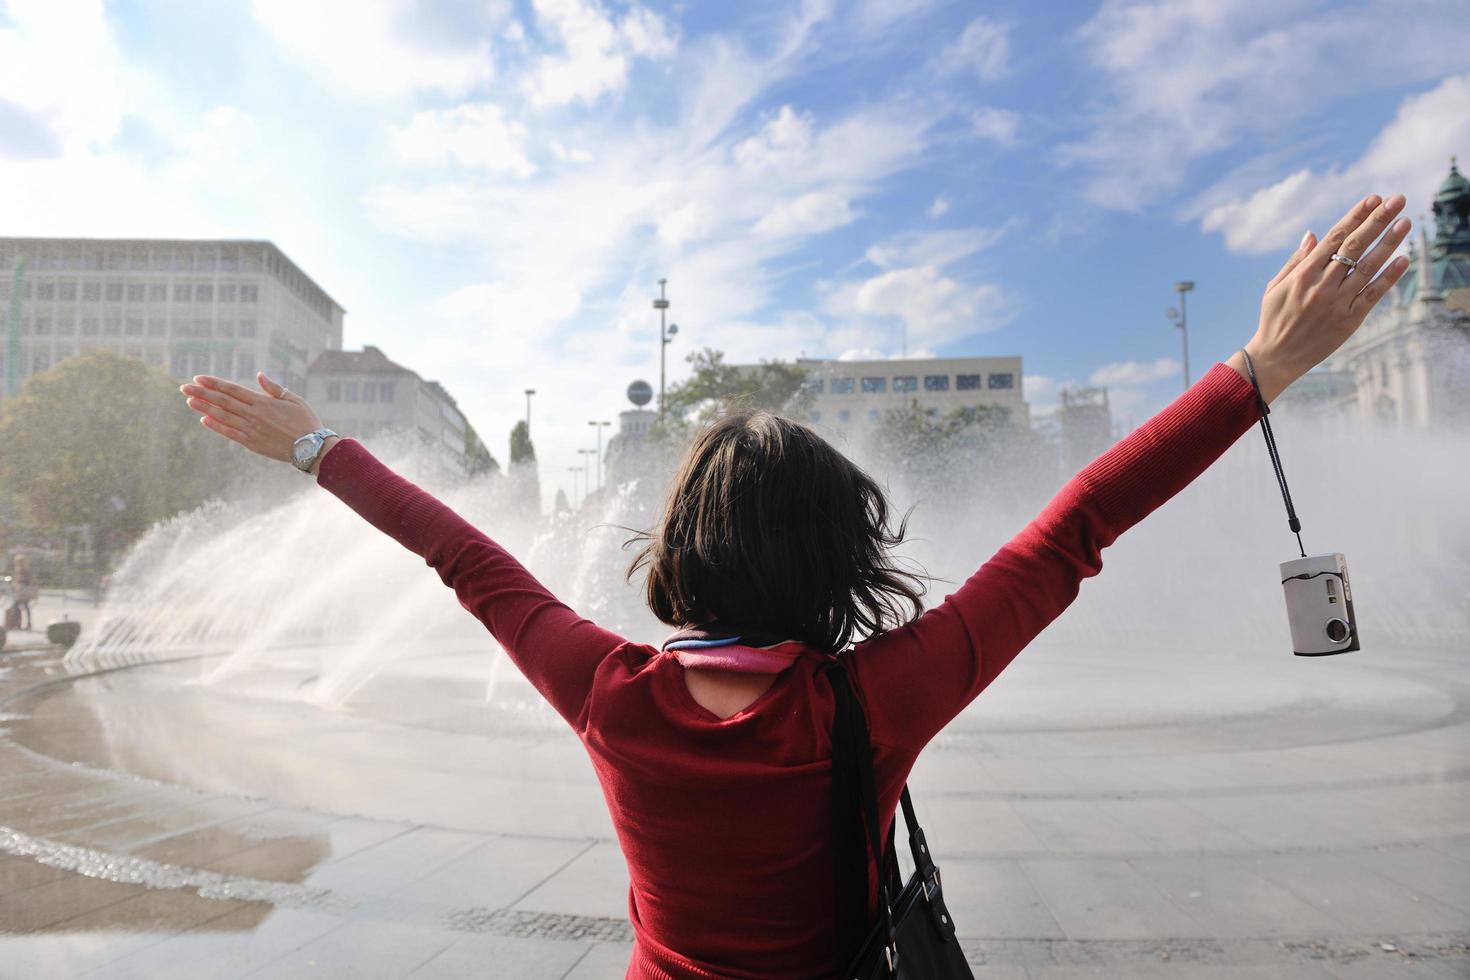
[179,373,626,730]
[853,192,1414,752]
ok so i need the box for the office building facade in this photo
[0,238,344,396]
[306,346,477,471]
[785,355,1029,432]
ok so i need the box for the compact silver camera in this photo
[1280,553,1359,656]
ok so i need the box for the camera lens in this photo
[1325,618,1351,643]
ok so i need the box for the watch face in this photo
[293,435,319,465]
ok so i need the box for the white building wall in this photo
[306,370,470,472]
[0,239,343,397]
[790,355,1028,434]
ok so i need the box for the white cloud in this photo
[523,0,677,107]
[0,0,968,513]
[733,105,815,171]
[0,0,129,153]
[864,224,1013,270]
[927,195,950,218]
[1196,74,1470,254]
[753,190,856,238]
[824,265,1013,350]
[656,200,715,248]
[365,68,949,504]
[550,141,594,164]
[369,94,942,338]
[1023,374,1058,399]
[390,104,536,177]
[934,16,1010,81]
[850,0,940,35]
[1058,0,1470,210]
[438,276,583,335]
[1089,357,1181,386]
[970,106,1020,146]
[1022,373,1064,419]
[251,0,498,96]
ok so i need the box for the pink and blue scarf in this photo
[661,622,818,673]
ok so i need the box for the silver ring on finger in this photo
[1330,252,1358,272]
[277,387,291,399]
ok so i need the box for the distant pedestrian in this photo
[10,554,34,630]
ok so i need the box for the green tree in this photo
[0,350,248,572]
[655,347,811,441]
[507,419,540,517]
[872,398,1055,506]
[463,424,500,478]
[509,419,537,465]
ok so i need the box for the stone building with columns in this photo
[1318,158,1470,428]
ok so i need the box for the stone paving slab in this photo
[511,840,631,921]
[1349,844,1470,915]
[930,857,1067,939]
[1125,854,1348,938]
[1015,857,1206,940]
[404,931,597,979]
[66,906,345,979]
[240,919,461,979]
[398,834,597,911]
[299,826,488,897]
[1245,852,1469,934]
[0,853,71,897]
[560,941,637,979]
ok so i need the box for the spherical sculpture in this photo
[628,380,654,407]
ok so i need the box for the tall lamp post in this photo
[578,448,596,498]
[524,388,537,436]
[588,420,611,492]
[653,279,679,418]
[1165,280,1194,393]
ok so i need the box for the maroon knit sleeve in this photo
[316,439,627,731]
[850,361,1264,752]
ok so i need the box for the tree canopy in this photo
[509,419,537,465]
[0,350,253,568]
[464,424,500,478]
[870,398,1057,507]
[654,347,811,441]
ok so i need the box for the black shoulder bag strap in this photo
[826,659,902,968]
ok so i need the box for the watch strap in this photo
[293,427,338,472]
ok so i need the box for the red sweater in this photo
[316,361,1263,979]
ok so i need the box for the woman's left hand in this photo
[180,372,326,463]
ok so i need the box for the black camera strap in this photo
[1240,349,1306,558]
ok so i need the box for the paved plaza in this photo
[0,591,1467,979]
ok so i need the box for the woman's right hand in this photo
[180,373,331,466]
[1235,193,1412,402]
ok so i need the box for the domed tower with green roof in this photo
[1326,156,1470,427]
[1395,156,1470,308]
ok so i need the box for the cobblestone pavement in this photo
[0,592,1467,979]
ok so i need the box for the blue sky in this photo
[2,0,1468,503]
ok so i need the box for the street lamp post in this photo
[588,420,611,492]
[578,448,596,498]
[653,279,679,418]
[1166,281,1194,393]
[524,388,536,436]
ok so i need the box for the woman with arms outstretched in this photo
[181,194,1411,979]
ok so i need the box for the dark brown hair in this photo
[627,410,927,652]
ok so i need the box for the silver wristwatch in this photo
[291,427,338,473]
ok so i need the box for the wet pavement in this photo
[0,592,1467,978]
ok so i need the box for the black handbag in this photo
[823,660,975,979]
